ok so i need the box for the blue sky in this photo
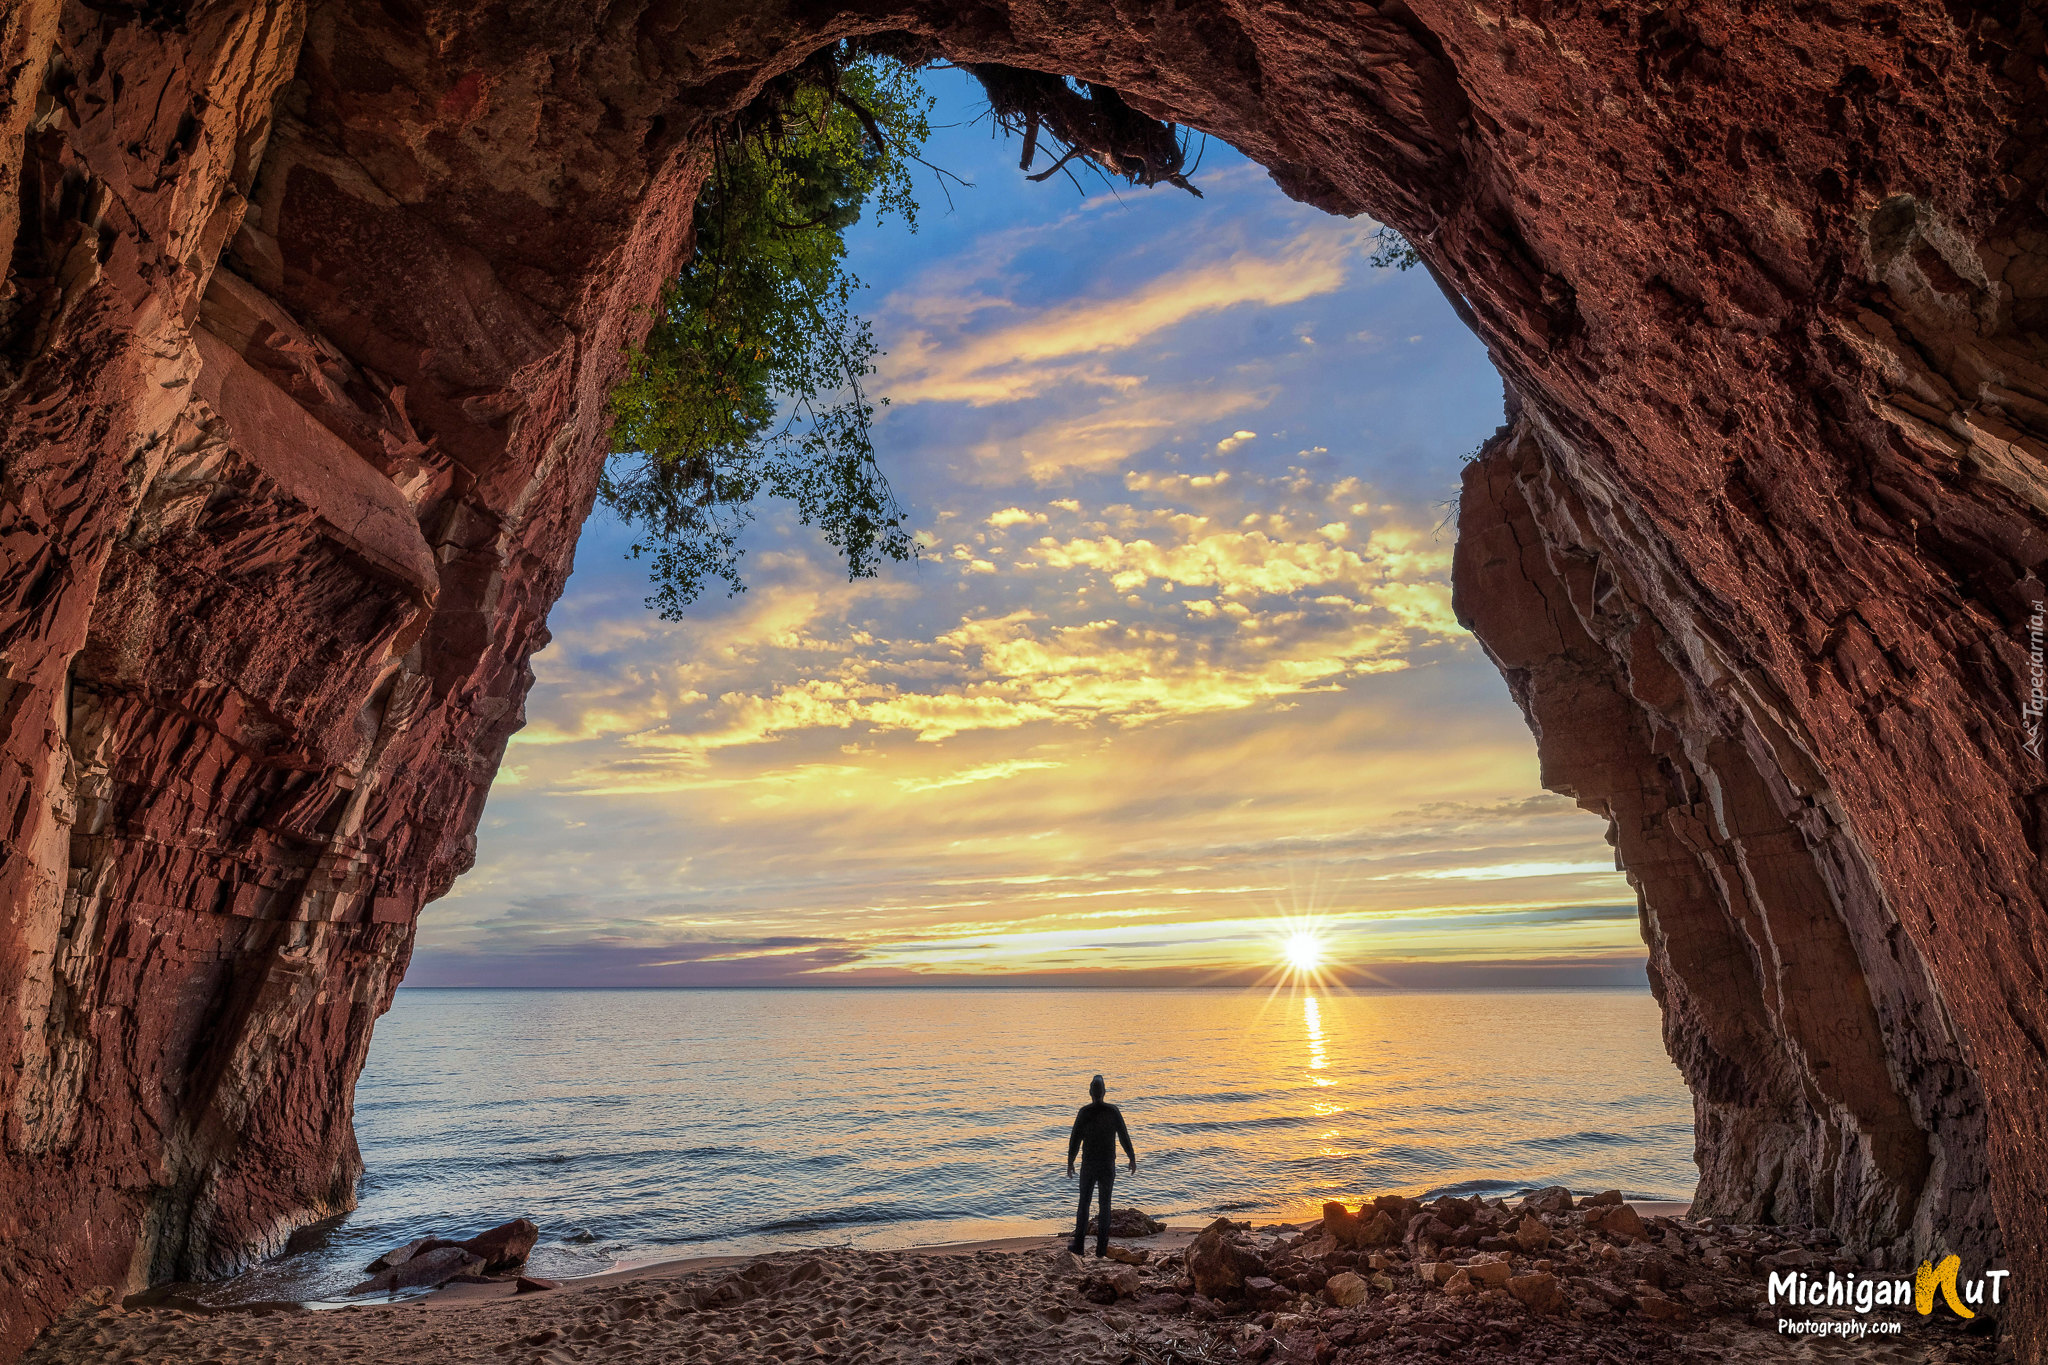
[405,71,1644,988]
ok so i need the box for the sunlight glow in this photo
[1285,931,1324,974]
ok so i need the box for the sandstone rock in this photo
[1517,1188,1574,1217]
[1087,1208,1166,1238]
[1356,1210,1397,1247]
[1243,1276,1292,1308]
[1636,1291,1690,1321]
[1426,1196,1474,1229]
[454,1218,540,1271]
[1514,1215,1551,1253]
[1580,1190,1624,1209]
[1321,1201,1363,1246]
[366,1236,436,1272]
[347,1245,486,1294]
[1105,1246,1148,1266]
[1324,1272,1369,1307]
[1508,1272,1564,1315]
[1585,1203,1647,1243]
[1442,1268,1474,1296]
[1465,1257,1513,1290]
[1187,1218,1263,1299]
[514,1277,560,1294]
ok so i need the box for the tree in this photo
[603,48,1208,617]
[602,47,930,617]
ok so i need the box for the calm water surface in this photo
[217,987,1694,1303]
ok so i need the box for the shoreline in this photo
[32,1195,2002,1365]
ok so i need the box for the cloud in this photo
[879,222,1369,409]
[895,758,1063,793]
[417,112,1605,989]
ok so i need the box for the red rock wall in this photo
[2,0,2044,1359]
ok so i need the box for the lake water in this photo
[210,987,1695,1303]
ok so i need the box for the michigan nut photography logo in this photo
[1770,1256,2010,1339]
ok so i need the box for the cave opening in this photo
[243,59,1701,1305]
[5,2,2043,1357]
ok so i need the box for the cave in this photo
[1,0,2044,1358]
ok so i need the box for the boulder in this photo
[1465,1256,1513,1290]
[1580,1189,1625,1209]
[1518,1187,1574,1216]
[1187,1218,1264,1299]
[1324,1271,1369,1307]
[1585,1202,1647,1243]
[1508,1272,1564,1314]
[1243,1276,1293,1309]
[1322,1201,1363,1246]
[455,1218,540,1271]
[1426,1196,1473,1229]
[365,1236,436,1272]
[1087,1207,1167,1238]
[347,1245,486,1294]
[1357,1210,1398,1247]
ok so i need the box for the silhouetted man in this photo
[1066,1073,1137,1256]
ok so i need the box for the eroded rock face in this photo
[2,0,2044,1360]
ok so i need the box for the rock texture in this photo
[1,0,2044,1361]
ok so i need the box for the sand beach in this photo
[22,1197,1999,1365]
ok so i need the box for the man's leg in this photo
[1094,1169,1115,1256]
[1071,1171,1095,1254]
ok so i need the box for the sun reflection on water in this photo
[1303,995,1334,1085]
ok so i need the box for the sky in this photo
[405,71,1647,989]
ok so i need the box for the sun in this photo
[1283,930,1324,975]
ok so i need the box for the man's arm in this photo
[1067,1110,1084,1175]
[1116,1110,1136,1171]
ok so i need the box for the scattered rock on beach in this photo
[513,1277,560,1294]
[1324,1271,1369,1307]
[1518,1186,1575,1216]
[1584,1201,1647,1242]
[1085,1207,1165,1237]
[1509,1270,1565,1313]
[1187,1217,1263,1299]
